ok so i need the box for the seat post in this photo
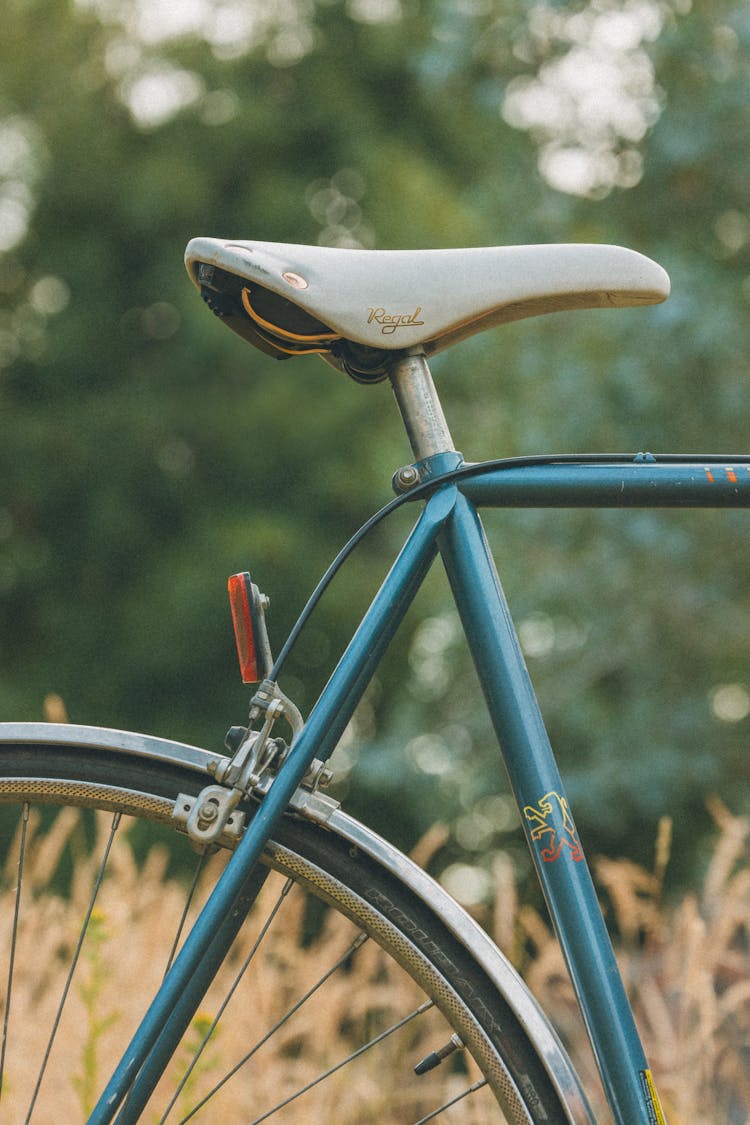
[388,350,456,462]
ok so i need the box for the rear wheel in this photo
[0,734,587,1124]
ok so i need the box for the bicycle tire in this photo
[0,724,592,1124]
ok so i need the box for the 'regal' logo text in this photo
[367,307,425,335]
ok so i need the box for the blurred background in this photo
[1,0,749,898]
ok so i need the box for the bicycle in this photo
[0,235,745,1123]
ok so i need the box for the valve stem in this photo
[414,1033,464,1075]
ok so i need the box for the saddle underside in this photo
[185,237,670,368]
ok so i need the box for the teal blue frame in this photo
[91,454,750,1124]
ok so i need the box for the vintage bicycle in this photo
[2,236,746,1122]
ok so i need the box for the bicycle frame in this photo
[90,451,750,1124]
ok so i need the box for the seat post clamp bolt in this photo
[394,465,420,492]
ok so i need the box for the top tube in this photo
[455,455,750,508]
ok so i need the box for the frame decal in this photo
[523,791,583,863]
[639,1068,667,1124]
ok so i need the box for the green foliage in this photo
[1,0,749,882]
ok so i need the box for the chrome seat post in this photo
[387,350,456,462]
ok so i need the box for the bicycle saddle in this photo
[185,237,670,380]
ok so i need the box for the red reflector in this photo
[228,573,259,683]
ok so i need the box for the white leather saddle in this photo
[185,237,669,379]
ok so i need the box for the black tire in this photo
[0,739,582,1124]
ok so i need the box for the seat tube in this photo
[438,491,662,1125]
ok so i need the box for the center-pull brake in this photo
[173,573,332,847]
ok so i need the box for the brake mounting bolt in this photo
[199,799,219,823]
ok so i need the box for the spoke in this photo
[411,1079,488,1124]
[246,999,435,1125]
[178,932,370,1124]
[0,802,30,1109]
[24,812,122,1124]
[158,877,294,1124]
[163,851,208,980]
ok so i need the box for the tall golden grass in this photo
[0,797,748,1123]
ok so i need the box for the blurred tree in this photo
[0,0,748,889]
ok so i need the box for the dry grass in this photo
[0,798,748,1123]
